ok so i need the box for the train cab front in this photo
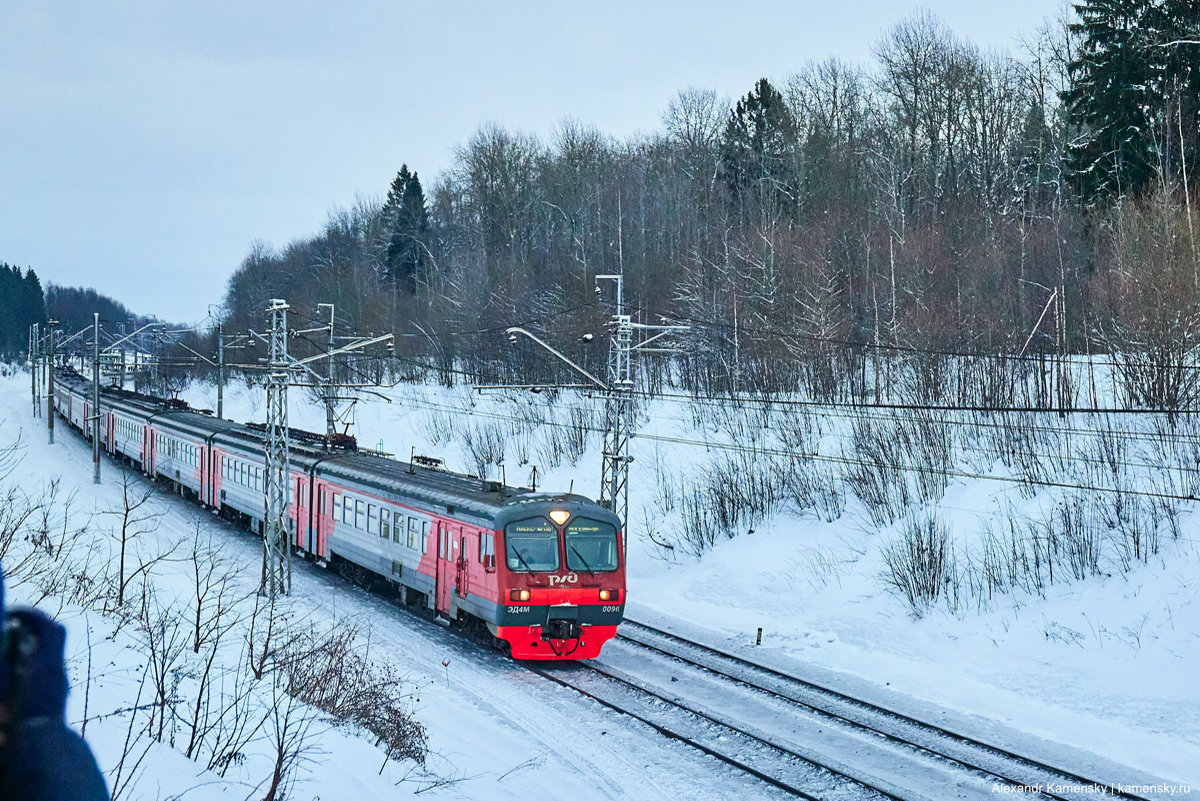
[491,503,625,660]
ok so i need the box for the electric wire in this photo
[365,390,1200,503]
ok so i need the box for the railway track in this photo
[568,618,1157,801]
[528,660,905,801]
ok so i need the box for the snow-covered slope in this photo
[0,368,1195,798]
[180,376,1200,788]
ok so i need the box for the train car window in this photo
[438,526,445,559]
[355,499,365,529]
[422,521,430,554]
[480,533,495,568]
[380,510,390,539]
[407,517,418,549]
[331,493,340,518]
[565,519,620,572]
[367,504,378,535]
[504,519,559,572]
[343,497,353,524]
[392,512,402,543]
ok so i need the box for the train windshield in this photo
[504,518,559,572]
[565,519,619,573]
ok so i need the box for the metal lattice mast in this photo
[319,302,337,438]
[31,324,39,419]
[92,313,101,484]
[261,299,291,597]
[47,320,56,445]
[216,318,224,419]
[597,274,633,539]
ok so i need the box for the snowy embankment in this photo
[0,369,771,801]
[0,364,1195,798]
[183,374,1200,789]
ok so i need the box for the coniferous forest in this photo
[7,3,1200,409]
[0,264,46,359]
[215,4,1200,408]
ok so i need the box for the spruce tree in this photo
[1064,0,1160,202]
[381,165,430,294]
[720,78,800,216]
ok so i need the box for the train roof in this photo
[55,369,619,529]
[314,452,616,527]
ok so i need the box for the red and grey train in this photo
[53,369,625,659]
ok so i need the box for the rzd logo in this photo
[548,573,578,586]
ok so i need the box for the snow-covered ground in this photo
[0,368,1197,798]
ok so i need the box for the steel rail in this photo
[619,619,1155,801]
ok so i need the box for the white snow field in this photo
[0,367,1196,799]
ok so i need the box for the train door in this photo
[294,476,306,550]
[313,483,325,557]
[455,532,469,599]
[106,414,115,453]
[435,522,453,615]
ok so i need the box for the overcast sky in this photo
[1,1,1064,324]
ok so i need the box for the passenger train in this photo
[52,369,625,659]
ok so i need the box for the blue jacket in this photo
[1,567,109,801]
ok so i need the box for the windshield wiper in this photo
[510,544,533,572]
[569,545,596,576]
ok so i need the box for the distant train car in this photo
[53,369,624,660]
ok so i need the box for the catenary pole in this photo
[261,299,291,597]
[216,318,224,420]
[92,312,101,484]
[30,324,39,419]
[47,320,56,445]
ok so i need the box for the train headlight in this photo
[599,589,618,602]
[548,509,570,526]
[509,588,531,602]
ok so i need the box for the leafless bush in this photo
[195,647,263,776]
[880,512,955,616]
[0,485,38,561]
[966,512,1053,602]
[534,403,595,469]
[107,663,156,801]
[258,676,322,801]
[774,404,823,448]
[137,586,191,744]
[281,622,427,766]
[1053,496,1102,581]
[460,419,507,477]
[189,523,250,654]
[786,459,846,522]
[842,410,951,513]
[676,449,787,556]
[843,417,911,526]
[5,480,93,611]
[245,595,304,681]
[987,411,1069,496]
[1146,413,1200,500]
[417,404,457,445]
[648,443,680,514]
[677,489,721,557]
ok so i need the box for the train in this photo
[51,369,625,660]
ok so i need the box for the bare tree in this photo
[103,469,160,607]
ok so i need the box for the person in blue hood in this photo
[0,562,109,800]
